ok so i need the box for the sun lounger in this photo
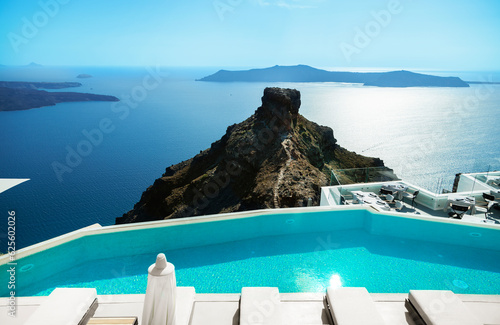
[326,287,386,325]
[240,287,282,325]
[24,287,98,325]
[87,317,138,324]
[405,290,481,325]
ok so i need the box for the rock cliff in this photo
[117,87,384,224]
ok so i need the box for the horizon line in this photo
[1,63,500,73]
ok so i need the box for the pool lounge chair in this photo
[240,287,282,325]
[475,193,499,218]
[384,194,395,205]
[87,317,138,324]
[24,288,98,325]
[394,200,404,211]
[326,287,386,325]
[405,290,481,325]
[402,190,419,208]
[379,188,394,199]
[449,204,470,219]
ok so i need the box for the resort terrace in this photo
[320,170,500,226]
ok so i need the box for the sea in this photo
[1,66,499,250]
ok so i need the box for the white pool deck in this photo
[2,206,499,325]
[2,289,500,325]
[2,174,500,324]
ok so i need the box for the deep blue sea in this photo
[1,66,499,250]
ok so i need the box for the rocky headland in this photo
[0,81,119,111]
[117,87,385,224]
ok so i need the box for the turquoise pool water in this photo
[2,209,500,296]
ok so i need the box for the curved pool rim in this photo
[1,205,499,266]
[2,205,500,297]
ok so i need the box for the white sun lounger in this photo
[405,290,481,325]
[240,287,282,325]
[326,287,386,325]
[24,288,98,325]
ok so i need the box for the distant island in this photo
[77,74,93,79]
[25,62,43,68]
[466,81,500,85]
[197,65,470,87]
[0,81,119,111]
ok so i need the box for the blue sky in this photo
[1,0,499,70]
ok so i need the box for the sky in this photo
[1,0,499,70]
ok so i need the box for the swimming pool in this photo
[1,207,500,296]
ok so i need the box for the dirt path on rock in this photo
[273,138,293,208]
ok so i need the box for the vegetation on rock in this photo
[117,87,384,224]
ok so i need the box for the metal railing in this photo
[330,166,400,186]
